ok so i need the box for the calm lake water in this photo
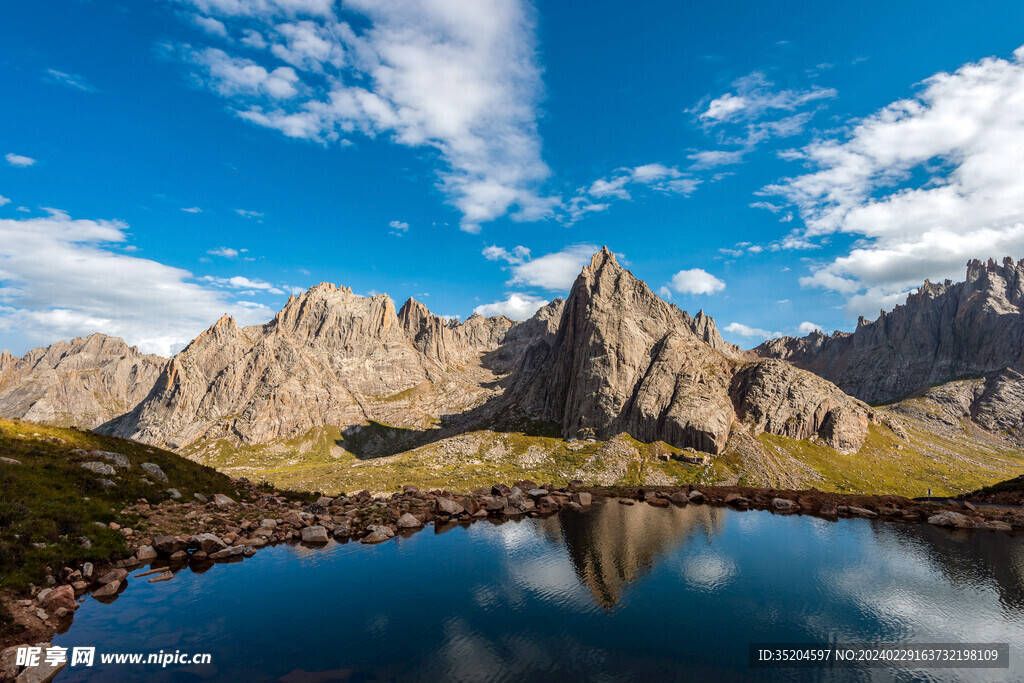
[53,501,1024,682]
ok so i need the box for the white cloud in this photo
[43,68,98,93]
[473,293,547,320]
[181,206,203,213]
[768,44,1024,319]
[669,268,726,295]
[235,209,264,218]
[388,219,409,236]
[687,149,745,170]
[176,0,553,232]
[658,285,672,300]
[207,246,239,258]
[0,210,273,356]
[188,48,300,99]
[797,321,823,335]
[700,93,748,122]
[586,163,698,201]
[482,245,530,265]
[724,322,781,339]
[507,244,598,291]
[699,72,836,124]
[193,14,228,37]
[5,153,36,167]
[0,196,9,208]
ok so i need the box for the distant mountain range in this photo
[2,249,1022,484]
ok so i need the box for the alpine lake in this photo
[52,500,1024,681]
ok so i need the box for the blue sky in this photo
[2,0,1024,356]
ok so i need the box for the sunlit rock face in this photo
[0,333,164,428]
[508,248,871,454]
[99,284,521,450]
[756,258,1024,404]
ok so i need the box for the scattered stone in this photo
[361,525,395,544]
[82,562,94,579]
[316,496,334,507]
[135,546,158,562]
[194,493,208,504]
[92,580,121,599]
[397,513,423,529]
[0,457,21,465]
[91,450,131,469]
[772,498,795,511]
[169,550,188,562]
[572,492,593,506]
[153,535,187,555]
[646,497,670,507]
[724,493,750,508]
[166,488,182,500]
[96,568,127,586]
[191,533,228,554]
[332,522,351,539]
[209,546,245,560]
[848,506,879,519]
[140,462,168,483]
[436,497,465,517]
[688,490,704,503]
[928,511,974,529]
[669,491,689,506]
[80,461,116,476]
[210,493,236,507]
[301,525,329,543]
[148,571,174,583]
[259,519,277,529]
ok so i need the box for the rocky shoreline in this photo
[3,478,1022,679]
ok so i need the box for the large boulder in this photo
[928,510,975,529]
[80,461,115,476]
[300,525,329,543]
[361,525,395,544]
[140,462,168,483]
[191,533,228,554]
[153,535,187,556]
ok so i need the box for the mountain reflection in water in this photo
[537,500,727,609]
[54,500,1024,682]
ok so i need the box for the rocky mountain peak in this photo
[756,257,1024,403]
[0,334,165,429]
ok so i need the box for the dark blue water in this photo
[53,502,1024,681]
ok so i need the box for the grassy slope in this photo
[0,418,236,593]
[183,410,1024,499]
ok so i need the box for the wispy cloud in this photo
[388,219,409,236]
[235,208,264,218]
[43,68,98,93]
[181,206,203,213]
[175,0,553,232]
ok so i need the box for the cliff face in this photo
[100,284,519,449]
[0,334,165,428]
[509,248,872,454]
[756,258,1024,404]
[398,297,513,368]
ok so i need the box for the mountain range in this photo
[2,248,1022,493]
